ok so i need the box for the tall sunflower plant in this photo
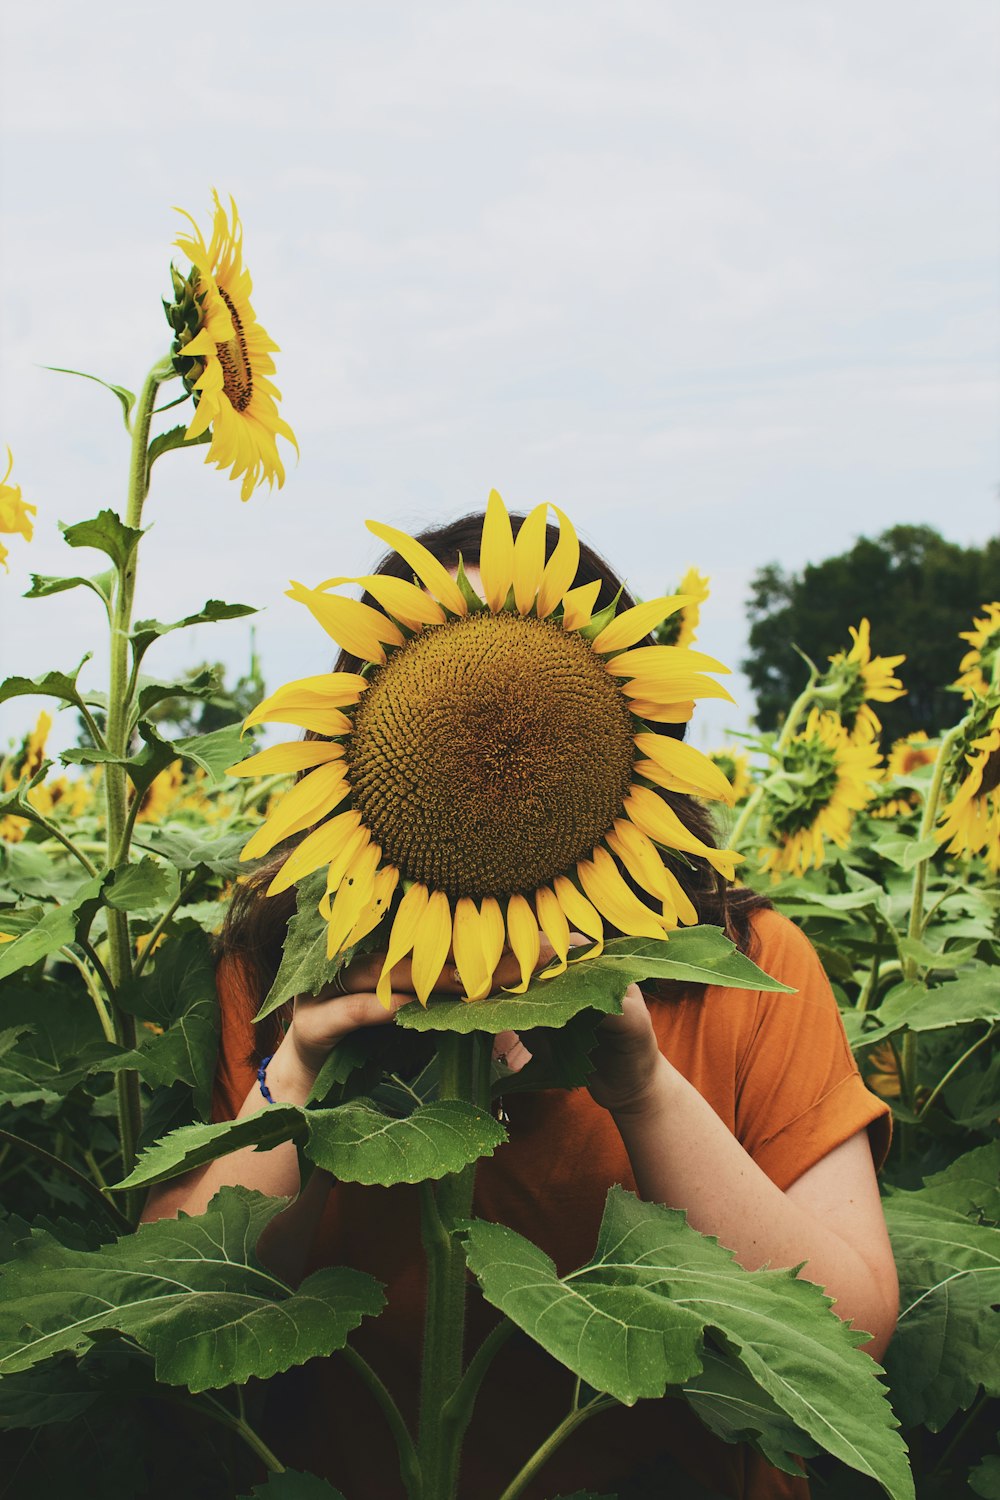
[0,223,917,1500]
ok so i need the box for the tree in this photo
[743,525,1000,742]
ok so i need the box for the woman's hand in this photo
[586,983,663,1116]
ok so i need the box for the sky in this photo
[1,0,997,759]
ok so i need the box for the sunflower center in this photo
[347,612,637,899]
[215,287,254,412]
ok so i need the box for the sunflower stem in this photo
[417,1031,491,1500]
[729,672,819,851]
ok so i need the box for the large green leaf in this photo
[0,976,116,1104]
[24,568,114,611]
[173,723,247,786]
[0,873,107,982]
[912,1142,1000,1224]
[884,1174,1000,1431]
[131,824,247,877]
[103,858,179,914]
[133,667,225,722]
[61,510,144,573]
[239,1473,346,1500]
[0,1357,102,1430]
[856,970,1000,1046]
[117,1108,305,1191]
[256,869,338,1022]
[680,1349,819,1476]
[0,1187,384,1392]
[110,930,220,1116]
[0,657,94,716]
[464,1188,913,1499]
[398,929,794,1034]
[130,600,258,668]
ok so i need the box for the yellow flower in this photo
[956,602,1000,700]
[0,449,36,573]
[168,193,298,502]
[134,761,185,824]
[825,619,906,737]
[0,933,15,945]
[935,701,1000,873]
[871,731,937,819]
[759,709,881,878]
[708,747,753,804]
[653,567,710,649]
[864,1040,901,1100]
[230,491,742,1004]
[1,712,53,841]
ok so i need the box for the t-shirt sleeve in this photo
[211,955,259,1123]
[734,910,891,1190]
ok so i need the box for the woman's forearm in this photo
[612,1055,898,1359]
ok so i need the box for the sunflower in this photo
[956,602,1000,700]
[0,450,36,573]
[870,731,937,819]
[758,709,881,878]
[229,493,741,1004]
[1,712,53,842]
[824,619,906,737]
[167,193,298,502]
[935,700,1000,874]
[708,747,752,804]
[134,760,185,824]
[653,566,710,649]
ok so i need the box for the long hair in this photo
[219,511,770,1052]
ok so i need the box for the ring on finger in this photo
[331,967,351,996]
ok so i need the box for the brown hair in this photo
[218,510,770,1053]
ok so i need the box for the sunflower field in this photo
[0,196,998,1500]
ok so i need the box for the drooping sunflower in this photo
[708,747,753,805]
[955,602,1000,700]
[653,566,710,650]
[229,493,741,1004]
[871,731,937,819]
[824,619,906,737]
[935,700,1000,874]
[758,709,881,878]
[0,449,36,573]
[166,193,298,502]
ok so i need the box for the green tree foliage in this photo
[743,526,1000,740]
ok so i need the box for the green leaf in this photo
[913,1143,1000,1224]
[398,929,794,1034]
[239,1472,347,1500]
[464,1188,913,1499]
[0,1188,384,1393]
[256,869,336,1022]
[0,657,93,715]
[884,1188,1000,1430]
[61,510,144,574]
[103,858,178,914]
[896,936,981,972]
[303,1099,505,1185]
[174,723,247,785]
[130,600,258,668]
[117,1108,305,1191]
[43,366,135,430]
[113,930,221,1116]
[133,666,224,721]
[147,422,211,470]
[681,1349,819,1476]
[131,824,247,877]
[455,555,487,613]
[23,569,114,611]
[0,873,106,982]
[0,1358,101,1430]
[577,590,622,641]
[0,976,116,1103]
[869,835,941,871]
[860,971,1000,1044]
[970,1452,1000,1499]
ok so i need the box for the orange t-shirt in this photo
[213,908,890,1499]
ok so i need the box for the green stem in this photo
[27,815,99,877]
[439,1317,515,1449]
[729,673,819,850]
[339,1343,422,1499]
[165,1387,286,1473]
[917,1023,997,1120]
[855,926,882,1016]
[0,1128,131,1234]
[495,1395,616,1500]
[132,872,199,981]
[58,946,115,1043]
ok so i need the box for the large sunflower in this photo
[935,701,1000,874]
[758,709,881,878]
[825,619,905,737]
[0,449,36,573]
[871,731,937,819]
[229,493,741,1004]
[167,193,298,502]
[956,602,1000,700]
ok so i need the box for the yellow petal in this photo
[243,673,366,731]
[606,645,730,678]
[366,520,467,616]
[605,820,675,904]
[577,847,669,941]
[317,575,446,631]
[325,842,381,958]
[319,825,372,917]
[244,705,354,737]
[561,579,602,633]
[376,884,429,1007]
[624,674,736,706]
[453,896,491,1002]
[267,810,363,895]
[479,490,515,613]
[629,699,694,724]
[512,503,548,615]
[227,741,345,778]
[633,733,736,804]
[344,865,400,949]
[287,581,404,663]
[411,890,453,1003]
[505,893,540,993]
[624,786,742,879]
[480,896,506,981]
[591,595,692,655]
[552,875,604,958]
[535,884,570,976]
[660,864,698,926]
[240,763,350,861]
[536,505,580,619]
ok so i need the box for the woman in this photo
[143,509,897,1499]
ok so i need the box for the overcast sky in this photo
[1,0,997,758]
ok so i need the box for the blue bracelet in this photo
[257,1053,275,1104]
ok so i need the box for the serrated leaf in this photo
[971,1452,1000,1499]
[117,1108,305,1191]
[464,1188,913,1499]
[0,873,106,982]
[398,929,794,1034]
[0,657,93,714]
[869,835,941,871]
[133,666,224,722]
[131,824,247,877]
[256,869,337,1022]
[859,971,1000,1044]
[680,1349,819,1476]
[913,1143,1000,1224]
[61,510,144,573]
[0,976,116,1103]
[103,858,178,914]
[43,366,135,430]
[239,1472,347,1500]
[147,422,210,470]
[896,937,980,972]
[23,569,114,610]
[174,723,246,785]
[130,599,258,668]
[303,1099,505,1185]
[0,1186,384,1392]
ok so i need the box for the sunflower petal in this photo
[623,786,742,879]
[287,581,404,663]
[480,490,515,613]
[453,896,492,1002]
[633,733,736,803]
[605,820,675,905]
[660,864,698,926]
[244,706,354,737]
[536,506,580,620]
[318,826,372,918]
[318,575,447,631]
[578,848,669,941]
[344,865,400,950]
[266,810,363,895]
[504,893,540,993]
[606,645,730,678]
[624,674,736,706]
[376,884,429,1007]
[512,504,548,615]
[411,890,454,1003]
[591,595,692,654]
[366,520,468,616]
[561,579,602,633]
[552,875,604,958]
[239,763,350,860]
[227,741,345,778]
[480,896,506,981]
[535,884,570,976]
[325,843,381,958]
[630,699,695,724]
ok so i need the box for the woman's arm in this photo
[588,985,899,1361]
